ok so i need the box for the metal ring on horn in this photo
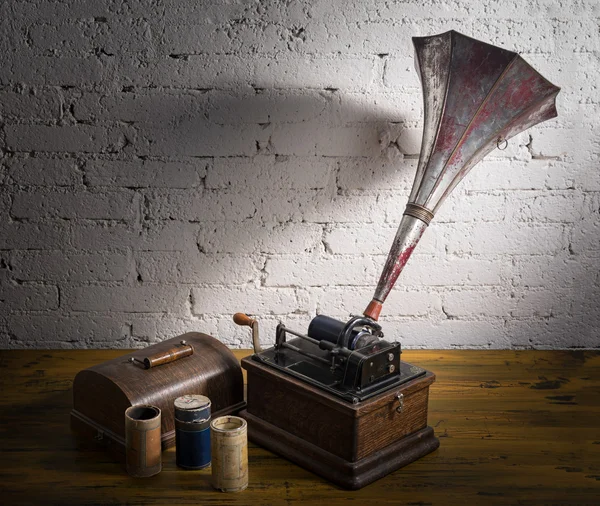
[496,136,508,150]
[403,203,434,226]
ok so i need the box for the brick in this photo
[117,55,252,89]
[464,159,577,192]
[0,88,61,121]
[399,255,511,287]
[107,21,157,55]
[146,188,330,223]
[159,1,250,24]
[251,56,377,91]
[74,91,210,124]
[506,318,600,350]
[160,21,290,55]
[131,316,205,345]
[71,221,200,252]
[303,192,386,224]
[446,223,568,255]
[7,315,131,344]
[384,56,427,91]
[135,123,258,157]
[0,189,10,215]
[337,157,415,193]
[192,287,300,315]
[553,19,600,53]
[11,251,131,283]
[2,57,102,86]
[389,127,424,156]
[208,90,335,125]
[65,285,190,314]
[85,159,206,188]
[0,283,58,311]
[340,92,421,124]
[508,191,585,223]
[131,314,240,346]
[121,54,377,91]
[0,251,10,282]
[198,221,323,254]
[145,189,253,221]
[9,1,121,21]
[442,288,567,318]
[0,221,69,249]
[0,161,7,185]
[530,126,598,161]
[136,252,259,284]
[512,255,580,288]
[270,123,384,157]
[265,255,379,287]
[11,190,139,220]
[5,125,119,153]
[571,217,600,255]
[206,156,334,190]
[8,156,82,186]
[387,319,510,349]
[29,22,96,54]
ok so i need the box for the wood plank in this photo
[0,349,598,505]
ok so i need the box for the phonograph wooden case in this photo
[234,30,560,490]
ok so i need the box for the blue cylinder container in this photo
[174,394,212,469]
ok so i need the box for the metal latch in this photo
[395,393,404,413]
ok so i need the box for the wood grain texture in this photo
[242,411,440,489]
[71,333,245,451]
[243,357,435,462]
[0,349,599,505]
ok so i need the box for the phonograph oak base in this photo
[240,356,439,490]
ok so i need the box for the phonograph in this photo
[235,30,560,489]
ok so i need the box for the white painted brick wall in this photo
[0,0,598,350]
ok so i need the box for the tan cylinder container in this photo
[125,405,162,478]
[210,416,248,492]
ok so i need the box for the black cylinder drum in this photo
[307,315,351,345]
[308,315,379,350]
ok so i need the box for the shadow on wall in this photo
[1,87,432,348]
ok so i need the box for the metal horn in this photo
[364,30,560,321]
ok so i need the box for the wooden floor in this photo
[0,349,599,505]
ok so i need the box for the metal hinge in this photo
[395,393,404,413]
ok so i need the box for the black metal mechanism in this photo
[251,314,426,404]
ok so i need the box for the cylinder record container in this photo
[174,394,212,469]
[210,416,248,492]
[125,405,162,478]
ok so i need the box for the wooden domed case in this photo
[71,332,245,458]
